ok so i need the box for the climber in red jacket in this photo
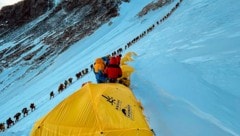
[104,56,122,83]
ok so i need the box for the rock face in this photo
[138,0,173,17]
[0,0,122,70]
[0,0,54,35]
[41,0,121,53]
[0,0,171,92]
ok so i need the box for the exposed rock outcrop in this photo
[0,0,122,69]
[0,0,171,92]
[0,0,54,36]
[138,0,173,17]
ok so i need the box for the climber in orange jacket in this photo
[93,58,107,83]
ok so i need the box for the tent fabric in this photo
[120,65,134,79]
[120,52,137,65]
[118,65,134,87]
[117,52,136,87]
[31,83,153,136]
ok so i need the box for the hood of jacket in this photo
[109,57,118,65]
[95,58,104,64]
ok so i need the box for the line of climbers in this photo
[124,0,183,50]
[0,50,125,132]
[0,103,36,132]
[51,48,124,99]
[0,0,183,133]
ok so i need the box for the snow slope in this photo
[1,0,240,135]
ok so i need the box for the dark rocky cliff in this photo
[0,0,126,72]
[0,0,54,36]
[0,0,171,92]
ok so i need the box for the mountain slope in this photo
[1,0,240,135]
[0,0,127,93]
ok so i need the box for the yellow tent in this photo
[118,65,134,87]
[120,65,134,79]
[31,83,153,136]
[120,52,137,65]
[118,52,136,87]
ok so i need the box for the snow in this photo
[53,0,62,5]
[0,0,22,9]
[1,0,240,135]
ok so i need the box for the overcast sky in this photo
[0,0,22,9]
